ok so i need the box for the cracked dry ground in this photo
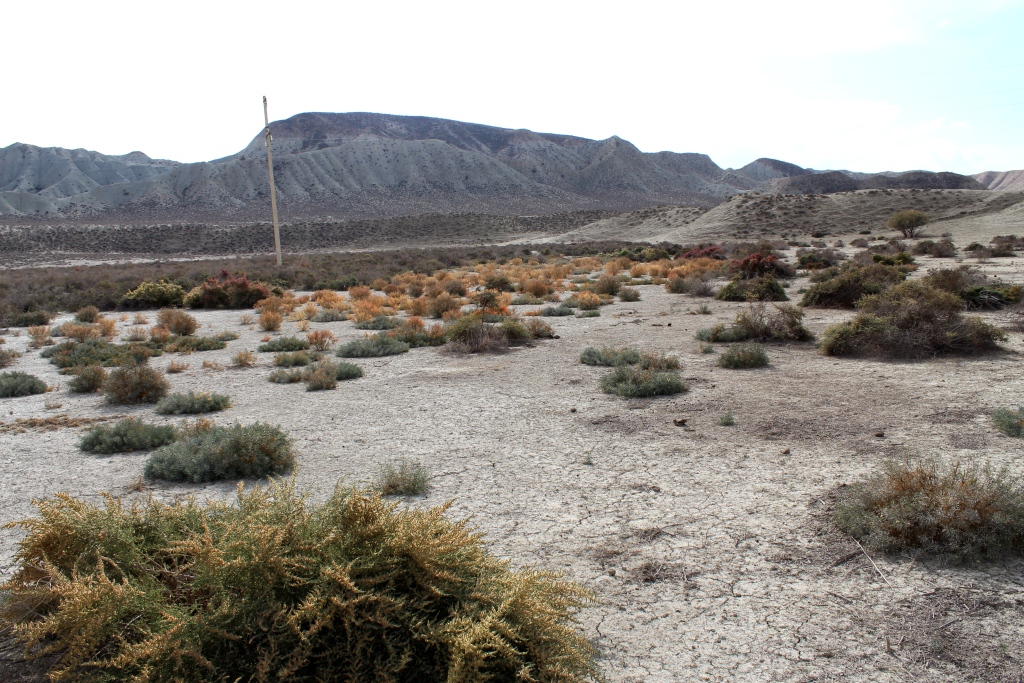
[2,283,1024,682]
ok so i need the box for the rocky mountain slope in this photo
[0,112,1015,222]
[974,169,1024,192]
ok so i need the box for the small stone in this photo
[781,448,791,455]
[608,568,616,577]
[570,407,577,413]
[673,418,687,426]
[874,431,885,438]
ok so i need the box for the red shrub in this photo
[729,252,793,279]
[188,271,272,309]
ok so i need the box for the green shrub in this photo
[69,365,107,393]
[887,209,928,237]
[120,280,186,308]
[444,313,508,353]
[540,304,575,316]
[258,336,310,353]
[576,310,600,318]
[0,479,599,682]
[374,458,430,496]
[216,330,240,341]
[590,275,621,296]
[483,275,514,291]
[80,418,178,454]
[820,280,1005,359]
[639,352,681,371]
[163,336,227,353]
[718,343,769,369]
[600,366,687,398]
[102,364,170,404]
[144,422,293,482]
[74,306,100,323]
[618,287,640,302]
[333,361,364,381]
[311,308,346,323]
[156,391,231,415]
[579,346,642,366]
[0,371,47,398]
[46,339,159,370]
[800,263,905,308]
[912,238,956,258]
[993,407,1024,437]
[511,293,543,305]
[834,456,1024,561]
[734,303,814,342]
[925,266,1022,310]
[695,324,749,343]
[717,276,788,302]
[268,368,304,384]
[11,310,51,327]
[274,351,313,367]
[872,252,915,266]
[497,318,532,343]
[337,333,410,358]
[355,315,402,330]
[719,412,736,426]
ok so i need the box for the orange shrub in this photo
[64,323,100,343]
[406,296,429,317]
[348,285,372,300]
[307,330,337,351]
[575,291,603,310]
[351,297,384,322]
[97,317,117,340]
[259,310,283,331]
[149,325,171,344]
[522,279,550,297]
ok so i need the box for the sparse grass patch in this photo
[80,418,178,454]
[166,360,189,374]
[718,343,769,369]
[374,458,430,496]
[600,366,687,398]
[258,336,310,353]
[268,368,304,384]
[0,371,47,398]
[144,422,293,482]
[993,407,1024,437]
[834,456,1024,561]
[719,411,736,426]
[156,391,231,415]
[274,351,313,367]
[232,349,257,368]
[102,364,170,404]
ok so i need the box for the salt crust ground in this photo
[2,250,1024,682]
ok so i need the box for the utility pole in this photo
[263,96,282,266]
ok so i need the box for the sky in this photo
[4,0,1023,174]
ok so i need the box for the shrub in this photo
[665,276,688,294]
[11,310,51,327]
[734,303,814,342]
[574,291,603,310]
[511,293,543,305]
[259,310,284,331]
[912,238,956,258]
[580,346,642,366]
[217,330,240,341]
[718,343,769,369]
[337,333,410,357]
[163,336,227,353]
[618,287,640,302]
[69,365,107,393]
[717,276,788,302]
[156,391,231,415]
[525,318,555,338]
[796,248,844,270]
[389,318,446,348]
[374,458,430,496]
[428,292,463,318]
[45,339,146,370]
[820,280,1005,359]
[275,350,313,367]
[0,479,598,682]
[483,275,514,291]
[156,308,199,336]
[166,360,189,373]
[184,271,272,309]
[102,364,170,404]
[306,329,337,350]
[719,411,736,426]
[123,326,149,342]
[149,325,171,344]
[62,322,100,342]
[444,313,508,353]
[925,266,1022,310]
[834,456,1024,561]
[729,252,794,279]
[268,368,304,383]
[993,407,1024,437]
[80,418,178,454]
[258,336,310,353]
[590,275,621,296]
[600,366,687,398]
[333,361,364,381]
[497,318,532,344]
[888,209,928,237]
[0,371,47,398]
[74,305,100,323]
[120,280,186,308]
[639,352,680,371]
[355,315,402,330]
[540,304,575,316]
[144,422,293,482]
[0,348,19,367]
[232,349,257,368]
[311,307,346,323]
[303,362,349,390]
[800,263,905,308]
[871,252,914,266]
[695,324,749,343]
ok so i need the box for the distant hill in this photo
[0,113,1008,222]
[974,169,1024,192]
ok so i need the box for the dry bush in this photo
[74,306,100,323]
[821,280,1006,358]
[0,479,598,682]
[156,309,199,336]
[96,317,117,340]
[232,349,257,368]
[258,310,283,331]
[525,318,555,338]
[574,291,603,311]
[239,313,255,325]
[63,323,100,343]
[306,330,337,351]
[296,319,311,332]
[166,360,189,374]
[123,326,149,342]
[69,365,107,393]
[734,303,814,342]
[0,348,18,367]
[202,360,225,371]
[348,285,372,300]
[27,325,51,348]
[428,292,463,318]
[183,272,271,309]
[835,456,1024,561]
[717,342,769,369]
[924,266,1022,309]
[149,325,171,345]
[102,364,170,404]
[132,313,150,325]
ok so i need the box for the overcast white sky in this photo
[4,0,1023,173]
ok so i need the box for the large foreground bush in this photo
[820,280,1005,359]
[0,480,599,682]
[144,422,293,482]
[800,263,905,308]
[834,457,1024,562]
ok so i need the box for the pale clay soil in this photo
[2,250,1024,682]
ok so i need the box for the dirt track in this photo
[2,252,1024,681]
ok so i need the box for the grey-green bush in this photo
[337,333,409,358]
[600,366,687,398]
[717,343,769,369]
[258,336,310,353]
[80,418,178,454]
[155,391,231,415]
[579,346,642,366]
[69,365,107,393]
[144,422,293,482]
[993,407,1024,437]
[374,458,430,496]
[0,372,47,398]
